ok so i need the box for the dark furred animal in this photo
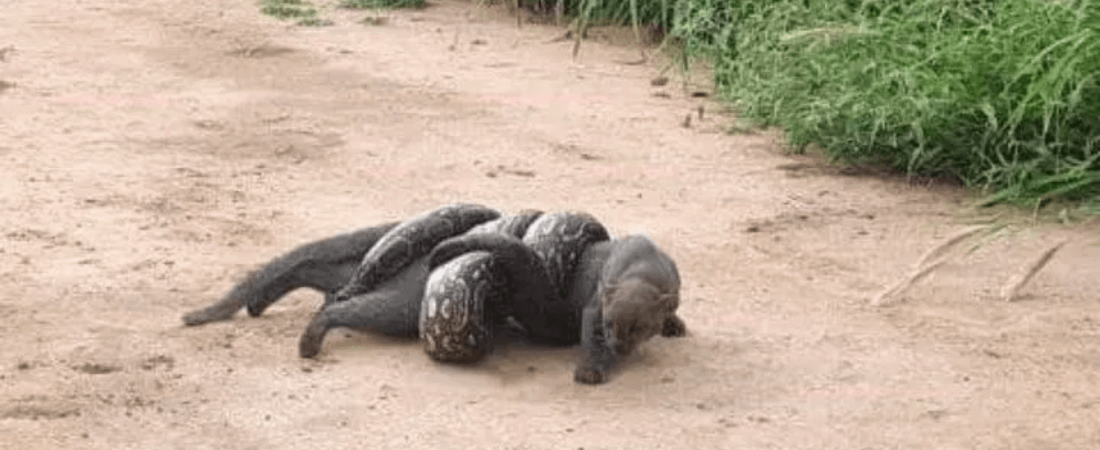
[300,208,544,358]
[576,234,685,384]
[182,206,544,357]
[181,206,686,384]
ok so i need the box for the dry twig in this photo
[871,257,952,307]
[915,225,990,269]
[1000,240,1067,302]
[871,225,992,307]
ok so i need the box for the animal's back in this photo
[601,235,680,294]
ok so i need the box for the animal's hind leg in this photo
[181,222,399,327]
[183,260,359,327]
[298,287,422,358]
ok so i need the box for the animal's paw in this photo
[661,315,687,338]
[298,317,328,359]
[182,302,239,326]
[181,309,216,327]
[574,366,610,385]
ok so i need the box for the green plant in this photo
[671,0,1100,208]
[297,16,335,26]
[260,0,319,19]
[340,0,427,9]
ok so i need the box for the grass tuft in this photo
[297,16,335,26]
[538,0,1100,210]
[340,0,428,9]
[260,0,319,19]
[259,0,337,26]
[671,0,1100,208]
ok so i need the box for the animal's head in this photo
[600,278,679,355]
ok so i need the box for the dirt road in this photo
[2,0,1097,448]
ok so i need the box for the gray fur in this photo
[298,257,430,358]
[573,235,685,384]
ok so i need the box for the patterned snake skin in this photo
[419,251,510,363]
[513,211,611,343]
[330,203,501,303]
[416,209,546,362]
[422,211,611,359]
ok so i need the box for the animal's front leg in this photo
[661,314,688,338]
[574,305,617,384]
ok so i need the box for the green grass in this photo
[260,0,319,19]
[297,16,336,26]
[259,0,423,25]
[678,0,1100,209]
[551,0,1100,211]
[259,0,337,25]
[340,0,427,9]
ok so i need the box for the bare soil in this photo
[1,1,1098,449]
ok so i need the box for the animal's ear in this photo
[598,283,616,308]
[598,283,618,307]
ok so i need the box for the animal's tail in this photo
[180,222,400,327]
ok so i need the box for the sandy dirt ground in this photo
[2,0,1098,448]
